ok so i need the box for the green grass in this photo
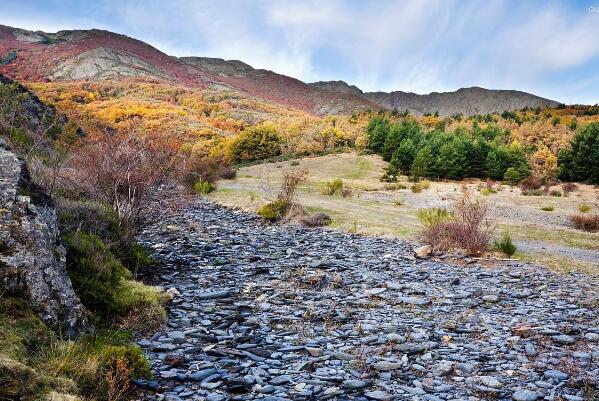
[493,232,517,257]
[416,208,454,228]
[507,224,599,251]
[579,204,592,213]
[342,157,372,179]
[0,298,152,401]
[540,206,554,212]
[194,180,215,194]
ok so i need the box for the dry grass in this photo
[570,214,599,232]
[210,152,599,272]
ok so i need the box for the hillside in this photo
[1,24,558,116]
[310,81,559,116]
[0,25,374,114]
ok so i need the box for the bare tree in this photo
[61,125,176,234]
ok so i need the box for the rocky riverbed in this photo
[134,200,599,401]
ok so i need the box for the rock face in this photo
[0,140,89,338]
[362,86,559,116]
[312,81,559,116]
[50,47,172,81]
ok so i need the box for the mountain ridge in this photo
[0,24,559,115]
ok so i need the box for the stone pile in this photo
[136,200,598,401]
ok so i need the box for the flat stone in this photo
[365,390,392,401]
[343,379,368,389]
[544,370,569,381]
[513,390,539,401]
[373,361,402,371]
[552,334,575,344]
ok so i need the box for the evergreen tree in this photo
[410,146,433,179]
[558,122,599,183]
[366,116,389,152]
[391,138,418,174]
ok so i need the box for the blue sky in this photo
[1,0,598,104]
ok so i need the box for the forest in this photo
[366,111,599,184]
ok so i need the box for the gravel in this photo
[135,199,599,400]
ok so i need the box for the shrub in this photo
[540,206,554,212]
[63,232,132,317]
[570,214,599,231]
[226,124,282,163]
[0,299,152,401]
[521,189,544,196]
[322,179,343,195]
[112,280,169,333]
[193,180,215,194]
[181,154,220,187]
[278,170,308,204]
[561,182,578,195]
[411,180,431,192]
[550,190,562,197]
[519,176,543,191]
[503,167,528,185]
[341,187,353,198]
[300,213,332,227]
[578,204,592,213]
[417,208,454,228]
[56,199,154,275]
[218,166,236,179]
[257,200,289,222]
[258,170,307,222]
[493,232,517,257]
[384,183,407,190]
[65,128,175,231]
[420,191,494,255]
[480,187,496,196]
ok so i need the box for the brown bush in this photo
[519,176,543,191]
[570,214,599,231]
[61,127,176,231]
[561,182,578,195]
[105,357,132,401]
[300,212,332,227]
[278,170,308,204]
[420,191,494,255]
[181,154,220,186]
[218,165,236,179]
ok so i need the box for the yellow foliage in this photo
[530,146,558,178]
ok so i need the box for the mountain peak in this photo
[309,80,363,96]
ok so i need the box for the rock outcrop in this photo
[0,139,89,339]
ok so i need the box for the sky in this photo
[1,0,598,104]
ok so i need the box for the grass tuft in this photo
[493,232,517,257]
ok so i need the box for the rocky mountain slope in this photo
[1,24,558,116]
[134,199,598,401]
[311,81,559,116]
[0,25,374,114]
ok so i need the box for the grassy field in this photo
[210,152,599,274]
